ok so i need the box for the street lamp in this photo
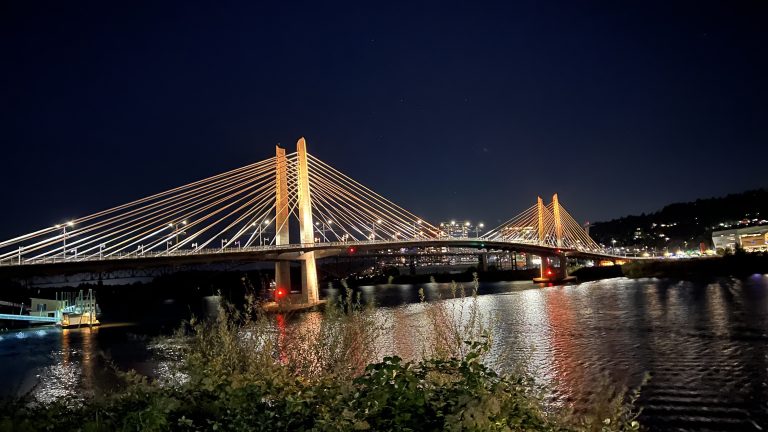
[170,220,188,246]
[371,219,383,241]
[56,221,74,259]
[476,223,484,238]
[315,220,333,242]
[253,219,270,245]
[414,219,422,239]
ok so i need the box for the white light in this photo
[182,220,188,225]
[377,219,383,224]
[66,221,74,227]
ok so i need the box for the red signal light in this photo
[348,247,356,254]
[545,268,553,276]
[275,287,287,300]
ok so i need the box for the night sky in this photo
[2,1,766,240]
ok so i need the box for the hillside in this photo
[589,189,768,250]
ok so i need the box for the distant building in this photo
[712,225,768,252]
[438,221,484,238]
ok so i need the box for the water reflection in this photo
[1,276,767,430]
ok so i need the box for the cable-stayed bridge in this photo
[0,138,634,305]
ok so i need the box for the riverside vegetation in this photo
[0,277,643,431]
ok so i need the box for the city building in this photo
[438,221,485,238]
[711,225,768,252]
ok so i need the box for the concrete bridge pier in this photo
[478,252,488,272]
[533,253,573,283]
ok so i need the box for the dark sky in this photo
[1,0,766,239]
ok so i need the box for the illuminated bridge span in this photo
[0,138,629,305]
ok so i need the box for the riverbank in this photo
[572,253,768,281]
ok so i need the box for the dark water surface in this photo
[1,276,767,431]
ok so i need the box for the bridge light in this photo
[348,247,356,254]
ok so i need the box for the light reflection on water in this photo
[0,276,767,431]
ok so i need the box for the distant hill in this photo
[589,189,768,250]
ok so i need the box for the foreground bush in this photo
[0,284,642,431]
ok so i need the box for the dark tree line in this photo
[590,189,768,249]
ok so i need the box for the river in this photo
[1,275,767,431]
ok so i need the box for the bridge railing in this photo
[0,237,628,267]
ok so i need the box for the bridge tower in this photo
[274,146,292,294]
[296,137,319,304]
[537,196,545,243]
[552,193,563,248]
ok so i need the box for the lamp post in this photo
[262,219,270,245]
[413,219,422,239]
[371,219,382,241]
[171,220,187,246]
[315,220,333,242]
[475,223,484,238]
[56,221,74,259]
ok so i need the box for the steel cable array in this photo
[0,150,603,266]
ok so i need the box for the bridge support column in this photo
[533,253,572,283]
[274,146,291,295]
[296,138,319,304]
[478,252,488,272]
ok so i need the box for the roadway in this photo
[0,238,646,278]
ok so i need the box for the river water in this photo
[1,276,767,431]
